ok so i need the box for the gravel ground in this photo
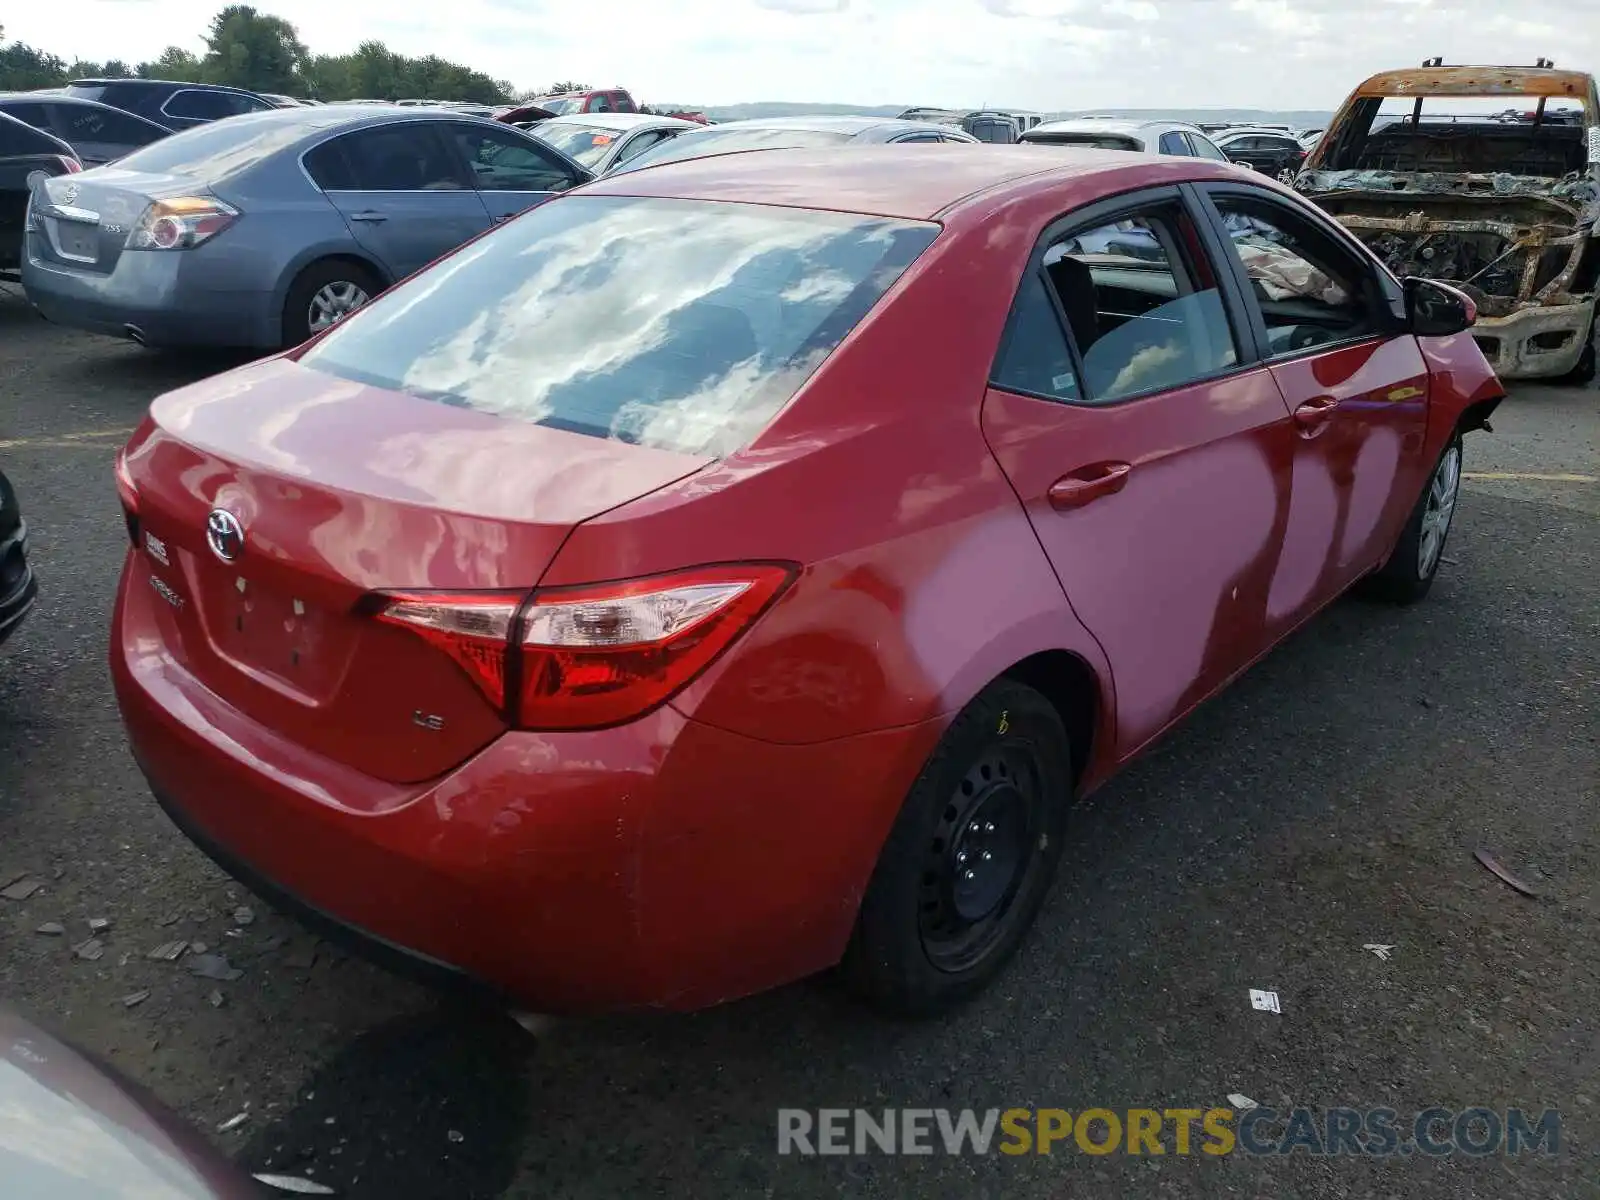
[1,283,1596,1199]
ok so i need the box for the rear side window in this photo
[1157,131,1190,155]
[300,195,940,457]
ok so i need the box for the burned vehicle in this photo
[1297,60,1600,382]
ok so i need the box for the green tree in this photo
[0,26,69,90]
[548,81,590,94]
[201,5,308,94]
[138,47,205,81]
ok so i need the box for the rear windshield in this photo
[65,85,109,102]
[535,123,624,168]
[1024,133,1142,152]
[299,195,939,457]
[615,127,854,173]
[109,113,316,178]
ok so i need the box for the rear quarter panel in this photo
[212,157,390,327]
[541,197,1118,757]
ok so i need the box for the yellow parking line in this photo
[0,428,133,450]
[1463,471,1596,484]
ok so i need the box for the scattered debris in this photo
[208,990,226,1008]
[157,912,182,927]
[73,938,106,962]
[87,917,111,934]
[2,878,44,901]
[233,906,256,927]
[510,1011,557,1037]
[252,1174,336,1195]
[147,940,189,962]
[35,922,65,937]
[447,1129,464,1144]
[0,869,27,891]
[218,1111,250,1133]
[121,990,151,1009]
[1475,849,1540,898]
[1363,943,1396,961]
[284,940,320,971]
[1441,555,1460,566]
[188,953,242,982]
[1248,988,1281,1013]
[1227,1094,1260,1111]
[190,942,209,955]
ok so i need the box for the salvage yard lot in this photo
[0,281,1596,1199]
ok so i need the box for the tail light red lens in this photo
[114,447,140,546]
[374,593,524,710]
[374,563,796,731]
[53,155,82,174]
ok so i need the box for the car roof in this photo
[580,143,1248,221]
[708,115,914,135]
[171,103,506,140]
[1025,118,1190,138]
[1215,127,1300,139]
[541,113,698,131]
[68,77,263,96]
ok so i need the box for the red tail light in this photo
[53,155,82,174]
[114,446,140,546]
[374,563,796,731]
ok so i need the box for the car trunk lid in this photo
[30,168,199,276]
[121,356,711,784]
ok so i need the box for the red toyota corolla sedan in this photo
[111,147,1504,1017]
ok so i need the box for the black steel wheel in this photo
[843,679,1073,1016]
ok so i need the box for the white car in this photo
[1018,118,1231,161]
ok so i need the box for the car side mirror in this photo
[1404,277,1477,337]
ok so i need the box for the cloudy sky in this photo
[5,0,1591,110]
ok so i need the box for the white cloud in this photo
[4,0,1598,110]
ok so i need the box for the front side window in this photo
[613,129,672,165]
[1189,134,1229,161]
[299,196,940,457]
[447,124,578,191]
[1158,131,1190,155]
[1033,207,1238,403]
[1208,194,1379,356]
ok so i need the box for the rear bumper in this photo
[111,554,942,1013]
[0,519,38,647]
[1471,300,1594,381]
[21,240,279,350]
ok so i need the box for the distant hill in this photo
[681,102,1336,129]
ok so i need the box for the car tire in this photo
[841,679,1072,1017]
[281,259,382,348]
[1358,432,1464,605]
[1560,334,1596,385]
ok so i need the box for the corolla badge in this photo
[205,508,245,562]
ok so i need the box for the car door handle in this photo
[490,213,514,224]
[1047,462,1132,511]
[1293,395,1340,435]
[348,211,388,223]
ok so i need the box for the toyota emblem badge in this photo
[205,508,245,562]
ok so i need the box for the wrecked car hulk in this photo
[1296,61,1600,383]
